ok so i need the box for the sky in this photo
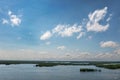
[0,0,120,61]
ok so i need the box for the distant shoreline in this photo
[0,60,120,69]
[0,60,120,64]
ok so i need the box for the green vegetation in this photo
[35,61,91,67]
[35,62,81,67]
[95,64,120,69]
[36,63,57,67]
[80,68,101,72]
[35,61,120,69]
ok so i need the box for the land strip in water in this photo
[0,60,120,69]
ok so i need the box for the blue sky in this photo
[0,0,120,61]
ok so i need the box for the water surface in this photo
[0,64,120,80]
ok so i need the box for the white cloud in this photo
[57,46,66,50]
[53,24,83,37]
[40,31,52,40]
[100,41,119,48]
[106,14,112,22]
[40,24,84,40]
[52,24,65,34]
[8,11,21,26]
[8,10,12,15]
[86,7,109,32]
[10,14,21,26]
[2,10,22,27]
[77,32,85,39]
[40,7,112,40]
[2,18,9,24]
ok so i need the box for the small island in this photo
[95,64,120,69]
[80,68,101,72]
[36,63,57,67]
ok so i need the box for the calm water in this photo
[0,64,120,80]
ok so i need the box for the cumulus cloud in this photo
[86,7,109,32]
[52,24,83,37]
[40,24,84,40]
[100,41,119,48]
[57,46,66,50]
[2,10,21,27]
[52,24,65,34]
[8,10,21,26]
[40,7,112,40]
[40,31,52,40]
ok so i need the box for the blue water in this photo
[0,64,120,80]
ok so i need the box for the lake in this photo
[0,64,120,80]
